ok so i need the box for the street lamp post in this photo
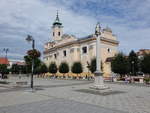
[3,48,9,58]
[132,61,135,76]
[91,22,108,89]
[26,35,35,89]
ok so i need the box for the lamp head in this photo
[26,35,33,42]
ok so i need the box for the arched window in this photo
[53,32,55,36]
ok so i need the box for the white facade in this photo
[43,13,119,77]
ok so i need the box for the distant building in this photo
[137,49,150,56]
[43,13,119,77]
[137,49,150,59]
[9,59,25,68]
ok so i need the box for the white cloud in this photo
[0,0,150,59]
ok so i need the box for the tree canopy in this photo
[27,49,41,59]
[71,62,83,74]
[0,64,9,78]
[59,62,69,74]
[48,62,57,74]
[111,53,129,76]
[39,63,48,74]
[24,49,41,74]
[128,50,139,75]
[89,58,103,73]
[141,54,150,74]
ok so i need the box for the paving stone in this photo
[0,77,150,113]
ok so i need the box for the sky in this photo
[0,0,150,60]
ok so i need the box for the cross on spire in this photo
[53,10,62,26]
[55,10,59,22]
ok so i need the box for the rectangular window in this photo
[54,54,57,59]
[58,32,60,36]
[107,48,111,53]
[82,46,87,54]
[63,50,66,57]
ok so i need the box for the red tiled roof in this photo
[0,57,9,65]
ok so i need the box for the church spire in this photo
[55,10,59,22]
[53,10,62,26]
[52,11,63,41]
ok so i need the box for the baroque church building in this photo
[43,13,119,77]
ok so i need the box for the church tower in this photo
[52,11,63,41]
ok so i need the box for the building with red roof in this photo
[0,57,9,65]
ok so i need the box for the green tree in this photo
[89,58,103,73]
[71,62,83,75]
[48,62,57,75]
[11,64,20,74]
[24,55,41,74]
[20,65,27,74]
[128,50,139,75]
[90,58,96,73]
[111,53,129,77]
[11,64,28,74]
[141,54,150,74]
[59,62,69,76]
[39,63,48,74]
[0,64,9,79]
[27,49,41,59]
[24,49,41,74]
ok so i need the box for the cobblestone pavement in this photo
[0,77,150,113]
[0,98,128,113]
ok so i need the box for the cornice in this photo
[44,37,119,54]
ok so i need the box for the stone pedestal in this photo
[90,71,109,90]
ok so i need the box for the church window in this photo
[63,50,66,57]
[58,32,60,36]
[54,54,57,59]
[82,46,87,54]
[107,48,111,53]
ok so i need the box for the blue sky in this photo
[0,0,150,60]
